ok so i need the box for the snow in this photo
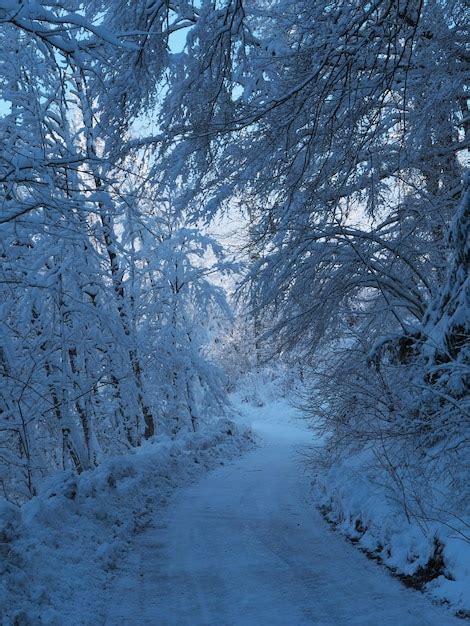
[0,419,254,625]
[1,393,466,624]
[314,445,470,615]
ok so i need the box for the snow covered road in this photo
[105,402,462,625]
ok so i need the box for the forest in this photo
[0,1,469,623]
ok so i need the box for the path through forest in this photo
[104,402,461,625]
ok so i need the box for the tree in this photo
[0,0,233,501]
[158,0,469,519]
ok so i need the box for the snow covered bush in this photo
[307,181,469,613]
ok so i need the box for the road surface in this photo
[105,401,461,625]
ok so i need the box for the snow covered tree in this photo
[120,188,234,434]
[0,0,234,501]
[156,0,469,520]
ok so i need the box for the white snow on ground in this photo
[102,397,462,625]
[0,419,253,625]
[2,393,467,625]
[314,448,470,616]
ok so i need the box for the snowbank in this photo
[0,419,254,625]
[313,448,470,617]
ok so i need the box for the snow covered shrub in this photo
[307,181,469,611]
